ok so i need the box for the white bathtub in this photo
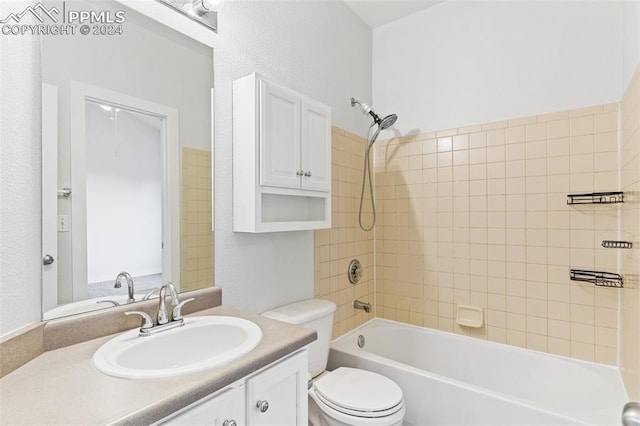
[327,318,628,425]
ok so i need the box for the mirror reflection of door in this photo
[85,101,164,298]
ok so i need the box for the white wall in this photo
[213,0,372,313]
[85,105,162,283]
[0,3,42,336]
[622,0,640,88]
[373,1,624,135]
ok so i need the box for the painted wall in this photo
[0,3,42,337]
[372,1,624,135]
[85,105,163,283]
[622,0,640,91]
[213,0,372,313]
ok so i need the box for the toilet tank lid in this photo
[261,299,336,325]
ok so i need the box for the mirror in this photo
[40,0,214,320]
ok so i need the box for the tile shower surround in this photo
[315,69,638,397]
[373,103,620,365]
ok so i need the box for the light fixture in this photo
[183,0,224,17]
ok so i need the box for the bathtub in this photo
[327,318,628,425]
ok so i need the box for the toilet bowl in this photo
[262,299,406,426]
[308,367,405,426]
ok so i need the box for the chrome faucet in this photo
[114,272,135,303]
[126,282,194,337]
[157,282,180,325]
[353,299,371,313]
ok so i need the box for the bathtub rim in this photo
[332,317,624,377]
[329,317,627,425]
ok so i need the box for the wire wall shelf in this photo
[601,240,633,249]
[570,269,623,288]
[567,192,624,205]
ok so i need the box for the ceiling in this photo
[343,0,443,29]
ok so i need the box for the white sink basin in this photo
[93,316,262,379]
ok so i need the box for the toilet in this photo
[262,299,406,426]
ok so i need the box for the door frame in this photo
[69,81,180,300]
[42,83,58,311]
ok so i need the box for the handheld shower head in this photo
[379,114,397,130]
[350,97,397,130]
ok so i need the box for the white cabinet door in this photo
[162,385,245,426]
[259,80,301,190]
[246,351,308,426]
[300,98,331,192]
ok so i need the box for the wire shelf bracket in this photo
[570,269,623,288]
[601,240,633,249]
[567,192,624,205]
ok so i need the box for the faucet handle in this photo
[125,311,154,331]
[141,288,160,301]
[172,298,195,321]
[97,299,120,307]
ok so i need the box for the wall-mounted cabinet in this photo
[233,73,331,233]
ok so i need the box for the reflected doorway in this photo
[85,101,164,298]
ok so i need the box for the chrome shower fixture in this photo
[350,97,399,232]
[351,97,397,130]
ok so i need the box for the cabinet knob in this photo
[296,170,304,176]
[43,254,55,265]
[256,400,269,413]
[304,171,312,177]
[222,420,237,426]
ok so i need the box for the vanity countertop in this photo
[0,306,316,425]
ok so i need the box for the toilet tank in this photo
[262,299,336,378]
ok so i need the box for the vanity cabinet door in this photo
[161,385,245,426]
[246,350,308,426]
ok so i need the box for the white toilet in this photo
[262,299,406,426]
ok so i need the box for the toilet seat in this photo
[312,368,404,418]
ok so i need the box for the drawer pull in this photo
[256,400,269,413]
[222,420,237,426]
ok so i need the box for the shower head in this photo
[350,97,397,130]
[379,114,397,130]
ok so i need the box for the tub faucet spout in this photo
[353,299,371,313]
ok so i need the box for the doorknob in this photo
[43,254,55,265]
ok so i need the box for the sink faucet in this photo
[126,282,194,337]
[114,272,135,303]
[157,282,180,325]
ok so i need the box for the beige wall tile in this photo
[322,74,640,394]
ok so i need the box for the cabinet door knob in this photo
[304,171,312,177]
[222,420,237,426]
[296,170,304,176]
[43,254,55,265]
[256,400,269,413]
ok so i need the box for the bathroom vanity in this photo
[0,288,315,425]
